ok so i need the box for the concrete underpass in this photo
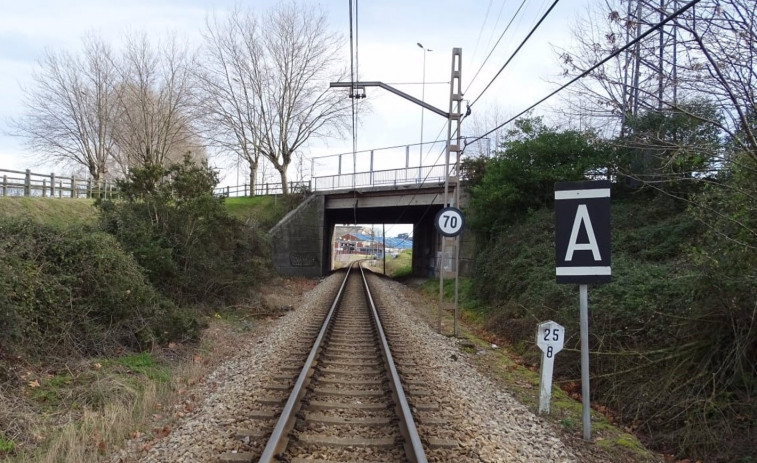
[269,184,474,278]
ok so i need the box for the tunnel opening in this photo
[323,202,444,278]
[331,223,414,276]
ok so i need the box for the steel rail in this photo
[359,266,428,463]
[257,265,353,463]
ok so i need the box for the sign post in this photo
[435,206,465,336]
[554,180,611,441]
[536,320,565,414]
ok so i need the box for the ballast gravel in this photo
[110,273,577,462]
[370,275,576,462]
[110,273,344,463]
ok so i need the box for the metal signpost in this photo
[434,206,465,335]
[554,180,611,441]
[536,320,565,414]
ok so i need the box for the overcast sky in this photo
[0,0,590,195]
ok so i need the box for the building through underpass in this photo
[332,223,414,276]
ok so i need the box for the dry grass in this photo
[2,319,253,463]
[1,276,316,463]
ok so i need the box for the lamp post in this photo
[417,43,432,176]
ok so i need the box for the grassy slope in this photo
[0,194,290,462]
[443,191,755,462]
[0,195,289,230]
[0,197,98,227]
[223,195,290,228]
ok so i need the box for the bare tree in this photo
[557,0,755,157]
[555,0,680,135]
[464,103,511,157]
[11,35,117,181]
[193,7,264,194]
[672,0,757,162]
[110,33,201,174]
[199,2,350,195]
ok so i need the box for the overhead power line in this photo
[468,0,560,109]
[466,0,703,148]
[348,0,356,155]
[465,0,529,96]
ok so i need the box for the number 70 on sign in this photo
[434,206,465,237]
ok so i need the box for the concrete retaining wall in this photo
[269,194,326,277]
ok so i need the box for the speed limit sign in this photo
[435,207,465,237]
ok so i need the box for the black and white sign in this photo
[536,320,565,359]
[554,180,611,284]
[435,206,465,237]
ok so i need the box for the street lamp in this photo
[417,43,432,176]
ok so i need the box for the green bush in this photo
[468,117,608,235]
[0,219,197,379]
[97,157,270,305]
[470,196,755,461]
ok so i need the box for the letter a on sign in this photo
[554,181,611,284]
[565,205,601,262]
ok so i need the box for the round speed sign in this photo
[435,207,465,237]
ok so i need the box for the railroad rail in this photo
[264,263,425,462]
[220,263,427,462]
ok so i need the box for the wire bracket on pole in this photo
[330,81,449,118]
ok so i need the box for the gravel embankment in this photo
[369,275,576,463]
[111,272,577,462]
[110,273,343,463]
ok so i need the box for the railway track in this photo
[221,263,427,462]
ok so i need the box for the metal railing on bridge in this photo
[216,162,451,197]
[213,180,311,198]
[311,164,448,191]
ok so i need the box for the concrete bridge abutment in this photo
[269,184,475,278]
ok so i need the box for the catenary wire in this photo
[466,0,703,148]
[465,0,529,96]
[348,0,357,222]
[468,0,560,109]
[468,0,495,68]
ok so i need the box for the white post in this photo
[579,284,591,440]
[370,150,374,185]
[536,321,565,414]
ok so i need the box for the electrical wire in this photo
[465,0,529,96]
[348,0,357,222]
[469,0,494,67]
[466,0,703,147]
[468,0,560,109]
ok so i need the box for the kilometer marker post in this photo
[554,180,611,441]
[536,320,565,414]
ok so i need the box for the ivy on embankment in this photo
[463,117,756,462]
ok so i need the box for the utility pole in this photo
[438,48,463,335]
[658,0,664,110]
[418,43,432,178]
[329,48,464,336]
[632,0,643,118]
